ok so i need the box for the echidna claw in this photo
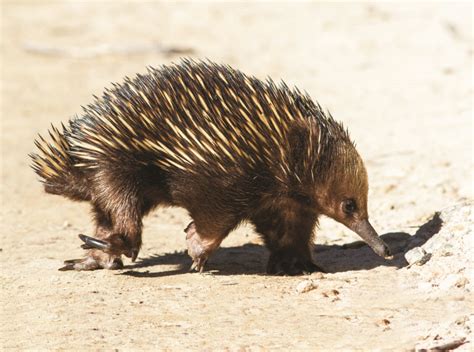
[58,264,74,271]
[58,257,100,271]
[199,261,206,273]
[59,255,123,271]
[131,249,139,262]
[190,257,207,273]
[78,234,110,250]
[59,259,82,271]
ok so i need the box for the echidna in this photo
[30,59,392,275]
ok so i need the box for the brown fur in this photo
[30,59,390,274]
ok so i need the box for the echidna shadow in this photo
[121,212,443,277]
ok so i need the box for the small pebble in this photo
[311,272,324,280]
[455,277,469,289]
[376,318,391,331]
[405,247,431,266]
[296,279,317,293]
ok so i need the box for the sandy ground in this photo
[1,2,473,350]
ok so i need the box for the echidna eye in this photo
[343,199,357,215]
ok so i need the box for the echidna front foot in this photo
[266,250,325,276]
[59,249,123,271]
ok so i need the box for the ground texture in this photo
[1,2,472,350]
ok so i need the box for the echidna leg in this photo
[184,218,235,273]
[253,209,323,275]
[60,205,124,271]
[104,206,143,262]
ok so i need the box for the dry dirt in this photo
[1,2,473,351]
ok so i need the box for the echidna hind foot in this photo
[185,221,224,273]
[59,249,123,271]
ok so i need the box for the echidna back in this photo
[32,60,351,193]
